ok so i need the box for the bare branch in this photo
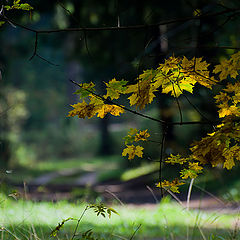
[4,7,240,34]
[29,32,38,60]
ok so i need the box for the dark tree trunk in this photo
[152,25,174,150]
[98,115,112,155]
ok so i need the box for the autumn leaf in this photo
[181,57,214,88]
[74,82,95,99]
[215,83,240,118]
[156,179,184,193]
[126,69,157,109]
[104,78,127,100]
[122,145,144,160]
[96,104,124,118]
[190,119,240,170]
[134,129,150,142]
[67,101,97,119]
[213,52,240,81]
[165,154,188,165]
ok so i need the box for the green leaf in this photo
[19,3,34,11]
[4,6,11,10]
[0,21,5,27]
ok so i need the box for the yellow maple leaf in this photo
[134,130,150,142]
[96,104,124,118]
[104,78,127,100]
[122,145,144,160]
[165,154,188,165]
[215,83,240,118]
[222,145,240,170]
[188,162,203,172]
[213,52,240,81]
[191,119,240,169]
[156,179,184,193]
[67,101,97,119]
[181,57,214,88]
[126,74,157,109]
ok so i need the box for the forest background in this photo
[1,0,240,200]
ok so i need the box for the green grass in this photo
[0,195,238,240]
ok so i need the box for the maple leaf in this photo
[104,78,127,100]
[126,69,157,109]
[123,128,138,144]
[122,145,144,160]
[213,52,240,81]
[180,169,198,179]
[156,179,184,193]
[191,119,240,170]
[67,101,97,119]
[180,162,203,179]
[222,145,240,169]
[96,104,124,118]
[215,83,240,118]
[74,82,95,99]
[181,57,214,89]
[165,154,188,165]
[134,129,150,142]
[152,56,213,98]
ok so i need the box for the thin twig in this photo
[159,124,167,198]
[4,7,240,34]
[35,53,60,66]
[29,32,38,60]
[105,190,125,206]
[146,185,159,203]
[71,205,89,240]
[172,82,183,124]
[129,224,141,240]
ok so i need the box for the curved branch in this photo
[4,7,240,34]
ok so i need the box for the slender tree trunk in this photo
[152,25,174,151]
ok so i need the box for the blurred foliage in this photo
[0,0,240,180]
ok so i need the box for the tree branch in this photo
[4,7,240,34]
[69,79,220,127]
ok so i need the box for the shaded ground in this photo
[9,167,240,213]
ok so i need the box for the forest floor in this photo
[9,167,240,214]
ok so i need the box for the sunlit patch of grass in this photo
[121,162,158,181]
[0,194,238,240]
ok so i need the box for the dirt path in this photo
[22,169,240,212]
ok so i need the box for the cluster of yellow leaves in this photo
[68,81,125,119]
[68,97,124,119]
[156,179,185,193]
[123,128,150,144]
[155,56,214,96]
[68,55,216,116]
[68,52,240,192]
[191,119,240,170]
[122,128,150,160]
[165,154,188,165]
[165,154,203,179]
[213,52,240,81]
[190,52,240,171]
[180,162,203,179]
[122,145,144,160]
[215,82,240,118]
[125,56,214,110]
